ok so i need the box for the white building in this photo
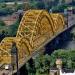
[60,70,75,75]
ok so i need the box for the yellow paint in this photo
[0,10,65,69]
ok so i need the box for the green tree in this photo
[36,1,45,9]
[26,59,35,75]
[50,49,75,69]
[14,1,18,12]
[0,3,6,8]
[0,20,5,26]
[24,3,31,11]
[34,54,50,75]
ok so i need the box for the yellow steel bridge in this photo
[0,10,75,74]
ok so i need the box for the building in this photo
[65,0,72,4]
[60,69,75,75]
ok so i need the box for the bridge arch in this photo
[50,13,65,33]
[16,10,54,53]
[0,10,66,71]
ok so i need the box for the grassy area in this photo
[0,19,19,37]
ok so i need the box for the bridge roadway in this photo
[0,15,75,75]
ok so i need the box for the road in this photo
[5,1,28,5]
